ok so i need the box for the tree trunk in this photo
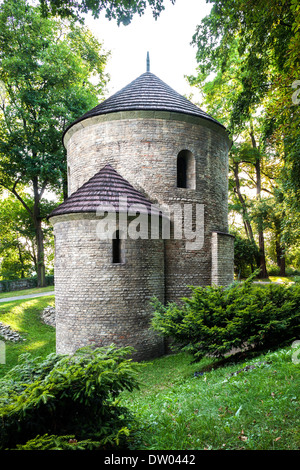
[276,239,286,276]
[35,218,45,287]
[279,256,286,277]
[9,177,47,287]
[275,221,286,276]
[255,158,268,278]
[17,242,25,278]
[33,178,46,287]
[257,229,268,278]
[233,162,255,242]
[251,126,268,279]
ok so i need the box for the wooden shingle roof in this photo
[49,164,162,218]
[63,72,223,136]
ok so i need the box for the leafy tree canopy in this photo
[0,192,55,280]
[188,0,300,275]
[0,0,109,193]
[0,0,109,285]
[39,0,176,25]
[190,0,299,134]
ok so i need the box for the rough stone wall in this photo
[0,278,36,293]
[64,111,232,302]
[211,231,235,286]
[65,113,230,229]
[54,111,234,359]
[52,213,165,360]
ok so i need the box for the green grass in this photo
[122,349,300,450]
[267,276,295,284]
[0,285,54,300]
[240,275,300,284]
[0,294,299,450]
[0,295,55,378]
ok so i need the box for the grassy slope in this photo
[0,295,55,378]
[122,349,300,450]
[0,291,299,450]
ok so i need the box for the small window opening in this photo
[112,230,123,264]
[176,150,196,189]
[177,154,187,188]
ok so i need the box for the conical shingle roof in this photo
[63,72,223,136]
[49,164,162,218]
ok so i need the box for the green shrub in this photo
[151,275,300,361]
[15,434,101,450]
[0,345,142,450]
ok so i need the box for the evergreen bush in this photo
[151,274,300,361]
[0,345,142,450]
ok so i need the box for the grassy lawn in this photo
[242,275,299,284]
[0,294,299,450]
[257,276,296,284]
[122,348,300,450]
[0,295,55,378]
[0,285,54,300]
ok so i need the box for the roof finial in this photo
[146,51,150,72]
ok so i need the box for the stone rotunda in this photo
[49,64,234,360]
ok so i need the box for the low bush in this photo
[0,345,142,450]
[151,274,300,361]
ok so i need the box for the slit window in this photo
[177,150,196,189]
[112,230,123,264]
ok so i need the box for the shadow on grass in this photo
[193,343,285,374]
[0,295,56,377]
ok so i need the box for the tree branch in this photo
[39,178,49,201]
[5,179,34,218]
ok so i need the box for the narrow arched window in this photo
[177,153,187,188]
[177,150,195,189]
[112,230,123,264]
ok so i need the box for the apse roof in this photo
[49,164,162,218]
[63,71,224,137]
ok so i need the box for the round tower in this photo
[50,165,165,359]
[50,66,234,360]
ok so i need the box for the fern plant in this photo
[0,345,142,450]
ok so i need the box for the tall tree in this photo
[0,194,33,280]
[0,193,55,280]
[190,0,300,198]
[0,0,109,286]
[39,0,176,25]
[189,0,300,277]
